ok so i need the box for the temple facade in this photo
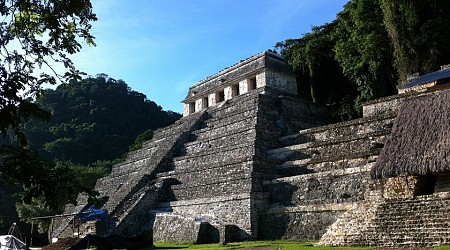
[182,51,297,116]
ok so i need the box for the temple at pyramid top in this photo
[182,50,297,116]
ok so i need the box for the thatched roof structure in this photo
[371,89,450,179]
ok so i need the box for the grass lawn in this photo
[151,241,374,250]
[151,241,450,250]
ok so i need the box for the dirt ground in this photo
[41,237,80,250]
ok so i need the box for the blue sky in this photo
[70,0,348,113]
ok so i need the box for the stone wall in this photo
[258,97,397,241]
[259,210,341,240]
[260,69,297,95]
[153,195,252,242]
[320,191,450,248]
[372,192,450,247]
[435,173,450,193]
[362,94,404,117]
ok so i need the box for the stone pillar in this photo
[183,102,196,117]
[208,93,216,107]
[239,79,248,94]
[183,103,190,117]
[224,86,233,101]
[256,72,266,88]
[195,98,202,112]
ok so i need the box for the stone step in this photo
[182,129,255,155]
[265,164,374,206]
[375,226,450,232]
[267,131,387,163]
[268,163,374,184]
[161,160,253,179]
[279,113,395,147]
[193,119,256,141]
[156,163,253,190]
[202,92,261,121]
[202,106,258,128]
[170,145,253,171]
[141,137,166,149]
[170,156,253,174]
[376,216,450,223]
[276,154,378,177]
[90,109,209,229]
[108,157,152,177]
[112,183,160,230]
[101,173,151,212]
[96,169,145,195]
[166,178,253,201]
[151,111,205,141]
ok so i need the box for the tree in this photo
[0,0,97,208]
[129,129,154,152]
[16,160,109,232]
[333,0,397,112]
[276,23,359,120]
[276,0,403,119]
[381,0,450,83]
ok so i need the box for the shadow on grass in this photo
[152,247,189,249]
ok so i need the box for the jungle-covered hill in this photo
[26,74,181,165]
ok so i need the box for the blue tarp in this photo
[79,208,107,222]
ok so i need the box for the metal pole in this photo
[30,221,34,247]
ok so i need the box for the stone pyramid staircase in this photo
[51,110,207,238]
[259,111,397,240]
[53,89,282,242]
[151,90,265,242]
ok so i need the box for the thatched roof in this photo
[371,89,450,179]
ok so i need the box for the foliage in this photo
[25,74,181,165]
[381,0,450,83]
[0,177,23,234]
[0,0,97,208]
[276,23,359,120]
[276,0,450,119]
[1,147,99,208]
[129,129,154,152]
[333,0,397,111]
[16,161,108,232]
[0,0,96,146]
